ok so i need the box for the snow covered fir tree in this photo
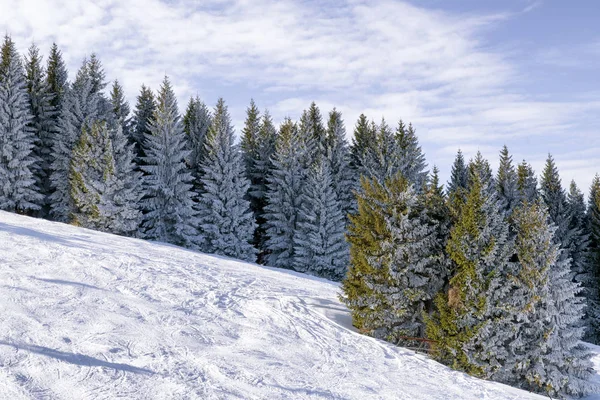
[1,35,600,398]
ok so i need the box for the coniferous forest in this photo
[1,35,600,397]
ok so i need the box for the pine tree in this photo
[468,151,494,193]
[0,36,42,213]
[341,173,447,343]
[425,175,512,376]
[395,121,428,191]
[141,76,197,247]
[131,85,156,159]
[496,145,518,215]
[586,175,600,343]
[240,99,262,246]
[294,161,348,280]
[516,160,538,204]
[264,118,306,269]
[299,102,326,165]
[350,113,375,174]
[110,80,131,137]
[24,43,55,215]
[326,109,355,217]
[49,58,104,222]
[197,98,256,261]
[183,95,211,188]
[447,149,468,197]
[360,118,400,183]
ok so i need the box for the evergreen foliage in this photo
[395,121,428,191]
[131,85,156,159]
[586,175,600,344]
[516,160,538,204]
[46,43,68,111]
[110,80,131,136]
[141,76,197,247]
[496,146,518,215]
[350,113,376,173]
[0,36,42,213]
[197,98,256,261]
[447,149,468,197]
[326,109,355,218]
[183,95,211,187]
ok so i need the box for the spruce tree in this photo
[0,36,42,213]
[447,149,468,197]
[516,160,538,204]
[46,43,68,111]
[294,161,348,281]
[586,174,600,343]
[110,80,131,137]
[183,95,211,188]
[240,99,262,245]
[496,145,518,215]
[425,175,512,376]
[197,98,256,261]
[264,118,306,269]
[342,173,447,343]
[468,151,494,193]
[395,121,427,191]
[24,43,55,215]
[299,102,326,165]
[49,58,104,222]
[360,118,400,183]
[131,85,156,159]
[326,109,355,217]
[141,76,197,247]
[350,113,375,174]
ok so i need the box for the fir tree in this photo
[46,43,68,111]
[0,36,42,213]
[496,145,518,215]
[395,121,428,191]
[110,80,131,137]
[326,109,355,217]
[131,85,156,159]
[183,95,211,188]
[350,113,376,174]
[294,161,348,281]
[342,173,447,343]
[197,98,256,261]
[586,175,600,343]
[264,118,306,269]
[299,102,326,165]
[516,160,538,204]
[24,43,55,215]
[468,151,494,193]
[360,118,400,183]
[49,58,104,222]
[426,175,512,376]
[447,149,468,197]
[141,76,197,247]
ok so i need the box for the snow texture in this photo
[1,211,599,399]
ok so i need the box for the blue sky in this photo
[2,0,599,191]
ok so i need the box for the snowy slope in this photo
[0,211,597,400]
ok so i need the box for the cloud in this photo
[1,0,599,190]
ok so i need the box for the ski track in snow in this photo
[0,211,598,399]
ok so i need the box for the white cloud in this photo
[1,0,599,190]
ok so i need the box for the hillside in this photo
[0,211,597,399]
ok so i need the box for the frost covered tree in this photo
[293,161,348,280]
[131,84,156,160]
[426,175,513,377]
[396,121,428,191]
[447,149,468,198]
[350,113,376,174]
[141,76,197,247]
[468,151,494,194]
[496,146,518,216]
[586,174,600,344]
[110,80,131,137]
[197,98,256,261]
[243,107,277,258]
[342,173,448,344]
[24,43,55,215]
[264,118,306,269]
[0,36,42,213]
[360,118,400,183]
[326,109,355,218]
[183,95,211,189]
[46,43,68,111]
[49,57,105,222]
[299,102,326,165]
[516,160,538,204]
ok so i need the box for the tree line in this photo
[1,36,599,397]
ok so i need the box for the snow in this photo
[0,210,598,399]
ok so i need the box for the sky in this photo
[1,0,599,191]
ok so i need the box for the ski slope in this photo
[0,211,598,399]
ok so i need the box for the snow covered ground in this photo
[0,211,598,399]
